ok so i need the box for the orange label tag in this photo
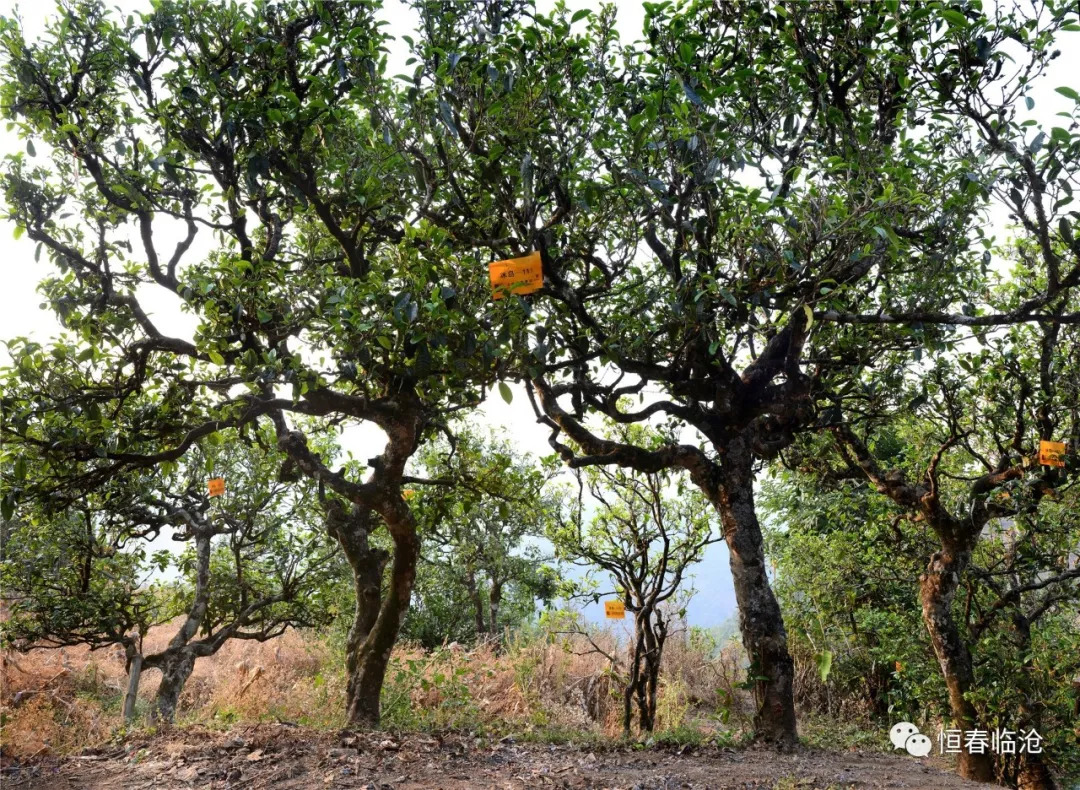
[402,489,416,500]
[208,478,225,497]
[1039,440,1066,467]
[604,600,626,619]
[489,251,542,299]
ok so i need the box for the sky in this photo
[0,1,1076,632]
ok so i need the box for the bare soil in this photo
[0,725,994,790]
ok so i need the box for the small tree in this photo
[761,469,937,720]
[549,424,717,736]
[768,430,1080,788]
[1,426,338,723]
[780,275,1080,785]
[405,426,558,645]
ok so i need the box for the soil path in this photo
[1,725,994,789]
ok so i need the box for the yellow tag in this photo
[208,478,225,497]
[489,251,542,300]
[604,600,626,619]
[1039,440,1066,468]
[402,489,416,500]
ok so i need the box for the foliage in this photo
[762,470,945,721]
[3,0,1080,769]
[0,0,514,725]
[402,424,559,646]
[1,422,340,721]
[394,0,1080,746]
[765,289,1080,782]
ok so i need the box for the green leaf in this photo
[1055,86,1080,102]
[941,9,967,27]
[498,381,513,404]
[802,304,814,331]
[26,139,36,157]
[207,350,225,366]
[815,650,833,683]
[570,8,591,23]
[377,335,393,350]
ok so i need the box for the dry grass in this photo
[1,619,752,759]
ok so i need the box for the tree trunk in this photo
[146,530,212,725]
[645,618,666,731]
[122,649,143,724]
[329,502,389,720]
[708,439,798,748]
[464,570,487,636]
[622,677,634,739]
[488,580,502,635]
[1012,614,1057,790]
[343,545,389,686]
[151,649,196,723]
[624,618,643,738]
[1017,759,1058,790]
[919,545,996,783]
[637,609,661,733]
[345,504,419,728]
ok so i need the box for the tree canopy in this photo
[395,0,1080,746]
[0,0,518,726]
[2,0,1080,765]
[1,423,340,721]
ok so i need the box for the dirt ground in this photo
[0,725,993,790]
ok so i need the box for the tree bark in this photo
[919,545,996,783]
[624,617,643,738]
[636,608,662,732]
[488,580,502,635]
[1017,759,1058,790]
[145,530,212,724]
[345,502,419,728]
[151,648,196,723]
[708,439,798,748]
[122,648,143,724]
[331,503,390,699]
[464,570,487,636]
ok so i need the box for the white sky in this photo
[1,1,1076,629]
